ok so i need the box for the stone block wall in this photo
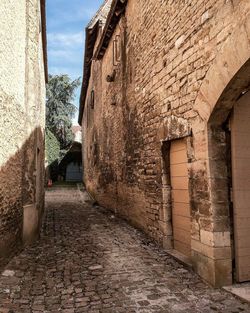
[0,0,46,268]
[82,0,250,286]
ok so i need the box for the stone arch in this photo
[191,13,250,286]
[193,13,250,228]
[193,14,250,123]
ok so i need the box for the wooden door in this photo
[170,139,191,257]
[231,91,250,282]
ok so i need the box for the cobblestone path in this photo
[0,187,250,313]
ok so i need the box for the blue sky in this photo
[47,0,103,124]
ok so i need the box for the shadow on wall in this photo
[0,127,45,270]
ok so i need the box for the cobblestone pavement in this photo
[0,187,250,313]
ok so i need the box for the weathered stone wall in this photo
[83,0,250,286]
[0,0,46,268]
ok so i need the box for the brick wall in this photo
[82,0,250,286]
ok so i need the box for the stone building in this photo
[72,125,83,144]
[0,0,47,267]
[79,0,250,287]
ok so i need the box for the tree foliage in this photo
[45,128,60,166]
[46,74,81,149]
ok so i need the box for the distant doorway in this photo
[66,162,83,182]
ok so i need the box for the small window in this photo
[86,102,89,128]
[90,90,95,109]
[113,35,121,66]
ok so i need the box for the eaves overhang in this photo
[78,0,128,125]
[78,22,100,125]
[40,0,48,83]
[94,0,127,60]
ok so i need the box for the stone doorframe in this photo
[192,14,250,286]
[158,116,192,251]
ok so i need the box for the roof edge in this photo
[41,0,48,83]
[78,22,100,125]
[94,0,127,60]
[78,0,128,125]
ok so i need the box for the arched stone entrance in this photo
[157,12,250,287]
[193,13,250,285]
[207,60,250,284]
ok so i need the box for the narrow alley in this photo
[0,187,249,313]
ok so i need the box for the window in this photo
[113,35,121,66]
[90,90,95,109]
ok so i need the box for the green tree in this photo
[45,128,60,181]
[46,74,81,149]
[45,128,60,166]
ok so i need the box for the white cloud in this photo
[47,1,97,29]
[48,32,84,48]
[63,6,96,22]
[49,66,82,79]
[47,31,85,78]
[48,49,77,61]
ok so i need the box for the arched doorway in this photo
[191,13,250,284]
[207,60,250,283]
[229,91,250,282]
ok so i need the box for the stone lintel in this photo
[159,115,192,142]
